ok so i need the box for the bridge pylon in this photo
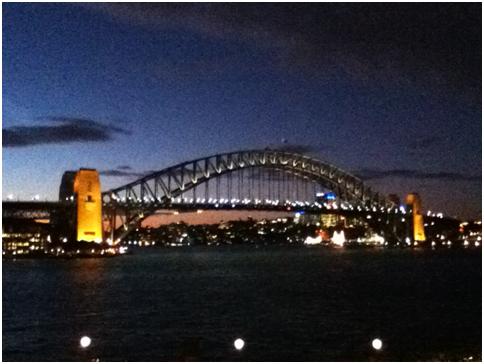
[58,169,103,243]
[405,193,426,242]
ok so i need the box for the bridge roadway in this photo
[3,200,458,246]
[2,201,69,219]
[3,199,407,220]
[3,200,457,223]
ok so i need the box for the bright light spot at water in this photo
[80,336,91,348]
[304,235,322,245]
[372,338,383,350]
[234,338,245,350]
[371,233,384,245]
[331,230,345,247]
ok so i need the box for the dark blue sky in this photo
[3,3,481,219]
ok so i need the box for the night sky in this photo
[3,3,481,219]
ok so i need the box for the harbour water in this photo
[2,246,481,361]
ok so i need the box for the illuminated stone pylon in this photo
[73,169,103,242]
[405,193,426,242]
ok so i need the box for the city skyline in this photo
[3,3,481,219]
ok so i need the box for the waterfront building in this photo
[2,218,49,256]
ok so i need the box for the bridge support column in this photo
[109,206,116,244]
[405,193,426,243]
[73,169,103,243]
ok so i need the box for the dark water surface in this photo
[3,246,482,361]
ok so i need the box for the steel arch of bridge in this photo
[102,149,392,241]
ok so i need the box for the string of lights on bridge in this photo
[103,194,449,218]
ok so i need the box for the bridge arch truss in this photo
[102,150,392,241]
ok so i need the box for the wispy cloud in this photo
[273,144,317,155]
[84,3,480,106]
[99,169,145,178]
[355,168,480,182]
[267,142,332,155]
[100,166,157,178]
[116,165,132,170]
[3,116,129,147]
[406,136,443,150]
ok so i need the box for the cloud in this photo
[99,169,145,178]
[100,167,158,178]
[355,168,480,182]
[116,165,132,170]
[272,144,319,155]
[265,142,332,155]
[406,136,443,150]
[84,3,480,106]
[3,116,129,147]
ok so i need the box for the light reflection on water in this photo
[2,246,481,361]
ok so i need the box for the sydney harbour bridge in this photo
[3,149,429,243]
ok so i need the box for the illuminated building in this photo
[405,193,426,242]
[2,233,47,256]
[2,218,49,256]
[320,214,339,227]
